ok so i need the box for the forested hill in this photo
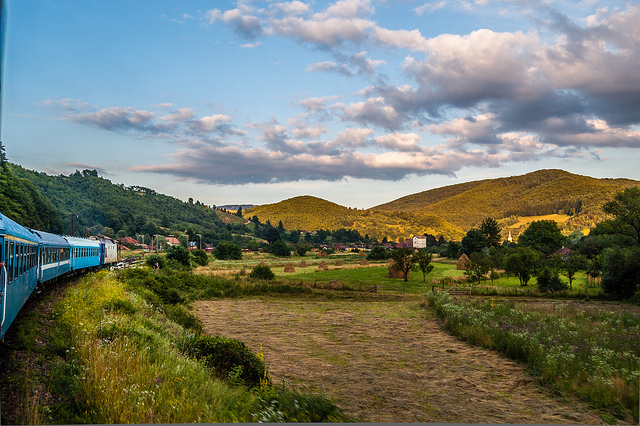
[0,163,63,232]
[6,163,245,244]
[370,169,640,230]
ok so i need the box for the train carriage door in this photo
[99,242,105,267]
[0,237,5,335]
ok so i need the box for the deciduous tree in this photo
[412,249,434,283]
[390,247,415,282]
[518,220,565,256]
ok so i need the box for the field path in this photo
[194,296,604,424]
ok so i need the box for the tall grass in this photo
[42,270,346,424]
[424,292,640,423]
[51,271,260,423]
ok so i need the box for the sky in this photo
[2,0,639,209]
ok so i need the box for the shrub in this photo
[166,245,191,266]
[269,240,291,257]
[295,244,310,256]
[183,335,271,389]
[249,265,275,280]
[601,246,640,299]
[144,254,166,269]
[215,242,242,260]
[192,249,209,266]
[536,267,568,292]
[164,304,203,334]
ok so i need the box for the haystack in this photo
[457,253,470,270]
[335,260,343,266]
[284,263,296,273]
[317,260,328,271]
[298,260,308,268]
[360,258,369,266]
[387,259,409,279]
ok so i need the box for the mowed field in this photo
[194,295,606,424]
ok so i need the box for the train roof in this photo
[90,236,117,246]
[63,236,102,247]
[30,229,71,248]
[0,212,39,243]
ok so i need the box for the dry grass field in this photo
[194,295,607,424]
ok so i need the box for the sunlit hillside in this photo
[244,196,465,242]
[246,170,640,242]
[370,169,640,231]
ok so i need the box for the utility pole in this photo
[71,214,77,236]
[197,233,202,250]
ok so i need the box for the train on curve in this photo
[0,211,118,340]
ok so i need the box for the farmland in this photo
[192,253,639,423]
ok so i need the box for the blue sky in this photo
[2,0,639,208]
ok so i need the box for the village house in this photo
[412,235,427,249]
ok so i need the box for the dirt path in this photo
[194,295,605,424]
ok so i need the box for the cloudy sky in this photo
[2,0,639,208]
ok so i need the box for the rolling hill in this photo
[244,196,466,242]
[370,169,640,231]
[246,170,640,242]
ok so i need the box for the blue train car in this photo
[31,229,71,283]
[0,212,40,339]
[65,236,102,272]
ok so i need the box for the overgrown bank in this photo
[0,271,347,424]
[424,292,640,423]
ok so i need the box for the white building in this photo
[412,235,427,249]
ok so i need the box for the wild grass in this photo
[424,292,640,423]
[38,270,346,424]
[49,271,260,423]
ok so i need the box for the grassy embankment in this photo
[423,292,640,423]
[7,269,348,424]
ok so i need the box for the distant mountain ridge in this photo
[246,169,640,241]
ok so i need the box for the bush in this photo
[166,245,191,266]
[164,304,203,334]
[536,267,568,292]
[601,246,640,299]
[144,254,166,269]
[192,249,209,266]
[183,335,271,389]
[215,241,242,260]
[249,265,276,280]
[269,240,291,257]
[367,245,389,260]
[295,243,310,257]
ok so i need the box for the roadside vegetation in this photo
[3,270,347,424]
[423,292,639,423]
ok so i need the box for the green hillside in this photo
[370,169,640,231]
[0,163,63,232]
[7,163,249,247]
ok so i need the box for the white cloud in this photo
[374,132,423,152]
[414,1,448,16]
[334,97,402,130]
